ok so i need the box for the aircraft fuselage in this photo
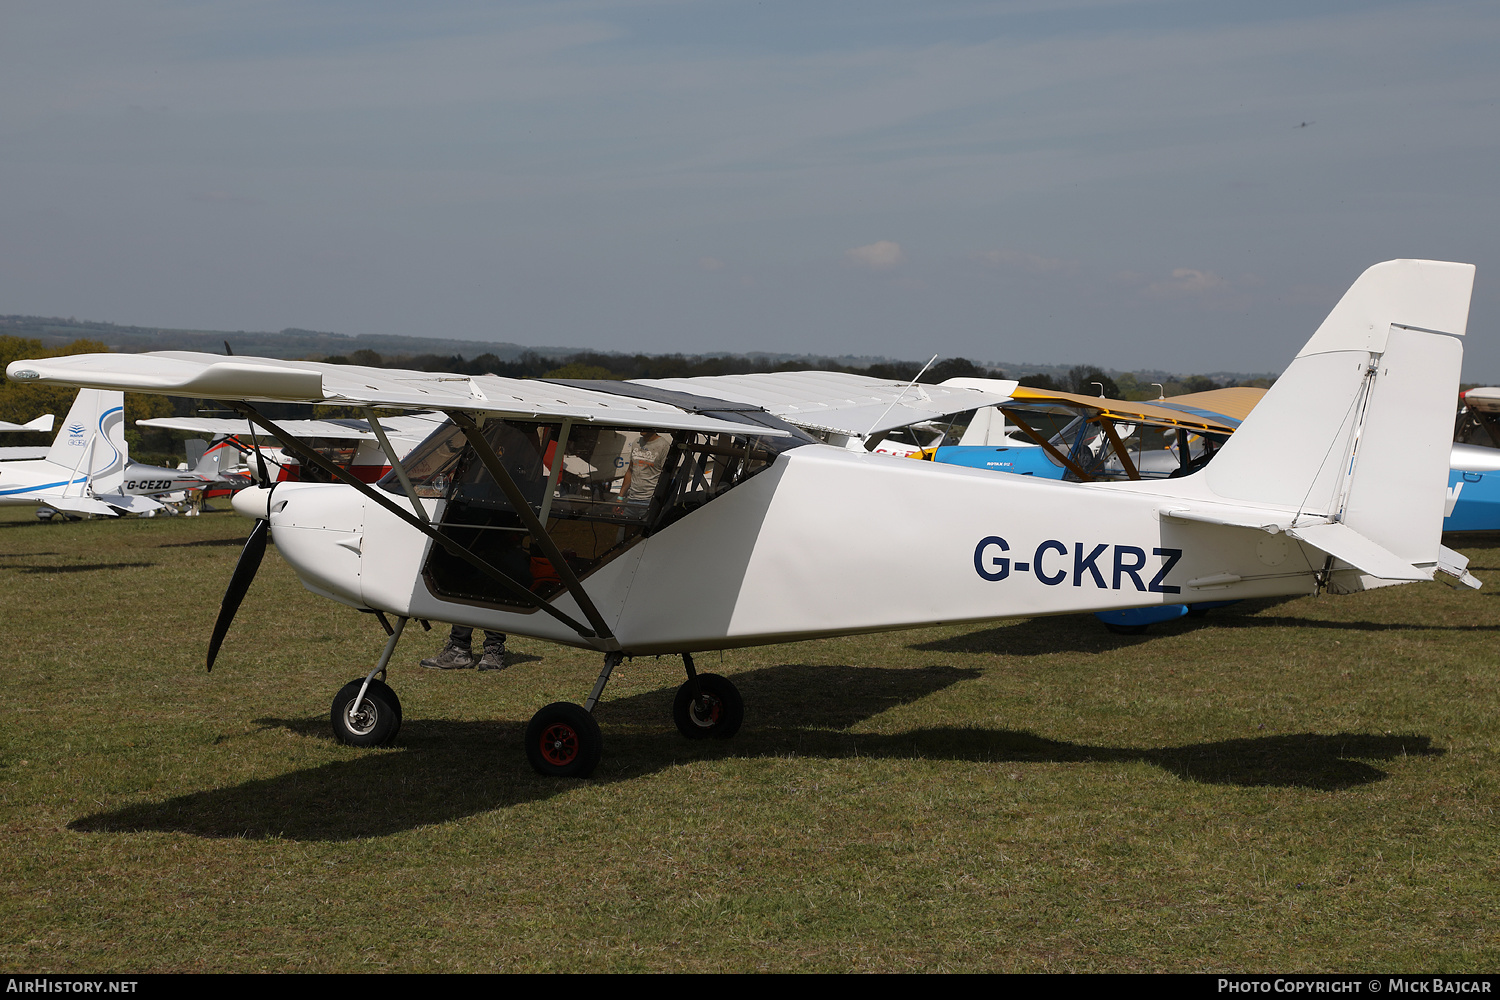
[262,443,1322,654]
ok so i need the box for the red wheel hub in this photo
[539,722,579,766]
[691,695,722,727]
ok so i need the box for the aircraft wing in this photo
[629,371,1013,437]
[0,414,55,433]
[8,352,789,439]
[1005,385,1265,434]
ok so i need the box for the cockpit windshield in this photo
[380,416,798,611]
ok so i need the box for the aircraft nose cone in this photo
[231,485,272,521]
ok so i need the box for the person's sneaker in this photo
[420,642,475,670]
[476,642,507,672]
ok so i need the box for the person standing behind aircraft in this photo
[620,430,671,502]
[422,625,507,671]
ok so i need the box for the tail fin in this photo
[1200,259,1474,569]
[193,435,243,477]
[44,388,128,489]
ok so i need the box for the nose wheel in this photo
[328,615,408,747]
[331,677,403,746]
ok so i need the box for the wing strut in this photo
[1095,419,1140,480]
[448,412,617,643]
[362,406,429,522]
[224,401,601,641]
[1002,409,1096,482]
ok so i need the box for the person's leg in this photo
[421,624,476,670]
[476,631,507,672]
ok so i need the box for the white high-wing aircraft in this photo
[0,388,224,517]
[5,260,1481,778]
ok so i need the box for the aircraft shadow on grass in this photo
[2,561,158,574]
[157,536,249,549]
[69,663,1440,842]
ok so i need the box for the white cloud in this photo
[1145,267,1229,298]
[697,256,725,271]
[846,240,904,269]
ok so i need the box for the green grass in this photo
[1,505,1497,971]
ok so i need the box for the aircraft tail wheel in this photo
[526,702,602,778]
[331,678,403,747]
[672,673,744,741]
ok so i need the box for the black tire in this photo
[526,702,602,778]
[1103,623,1148,636]
[672,673,744,741]
[331,678,403,747]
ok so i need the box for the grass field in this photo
[1,504,1497,972]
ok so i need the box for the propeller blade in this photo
[207,517,269,672]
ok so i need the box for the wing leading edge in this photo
[7,352,790,438]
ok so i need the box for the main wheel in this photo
[330,678,403,747]
[526,702,603,778]
[672,673,744,740]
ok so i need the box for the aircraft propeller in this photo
[206,418,276,671]
[207,515,268,671]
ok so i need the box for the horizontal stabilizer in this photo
[29,495,119,516]
[1283,522,1427,581]
[96,493,165,515]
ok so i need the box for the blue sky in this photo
[2,1,1497,375]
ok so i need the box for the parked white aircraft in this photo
[0,389,162,515]
[6,260,1480,778]
[0,389,225,516]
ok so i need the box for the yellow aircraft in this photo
[923,384,1267,483]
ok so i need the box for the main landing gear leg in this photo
[524,651,616,778]
[331,615,407,747]
[672,652,743,740]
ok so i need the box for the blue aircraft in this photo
[1444,388,1500,533]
